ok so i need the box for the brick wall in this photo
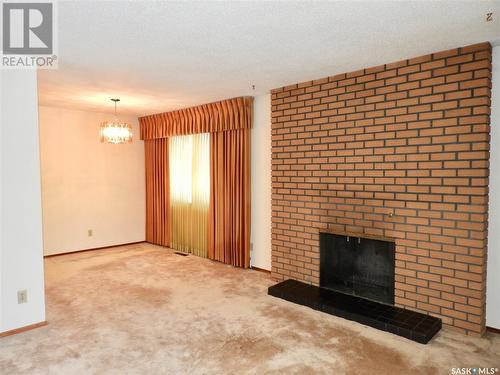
[270,42,491,335]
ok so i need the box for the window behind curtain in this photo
[169,133,210,257]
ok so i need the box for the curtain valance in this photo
[139,96,253,140]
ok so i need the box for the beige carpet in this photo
[0,243,499,374]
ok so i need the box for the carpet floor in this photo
[0,243,499,374]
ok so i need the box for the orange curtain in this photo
[139,97,253,139]
[208,129,251,268]
[144,139,170,246]
[141,96,252,268]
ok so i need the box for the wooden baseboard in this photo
[0,321,48,339]
[487,326,500,335]
[251,266,271,274]
[44,241,146,258]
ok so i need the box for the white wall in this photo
[487,46,500,329]
[250,94,272,270]
[39,106,145,256]
[0,70,46,333]
[0,69,3,329]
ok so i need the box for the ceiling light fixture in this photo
[100,98,133,144]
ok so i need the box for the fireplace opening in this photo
[320,232,395,305]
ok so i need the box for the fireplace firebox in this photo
[320,232,395,305]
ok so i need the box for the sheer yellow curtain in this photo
[169,133,209,257]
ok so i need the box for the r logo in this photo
[2,2,53,54]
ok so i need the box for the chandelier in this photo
[100,98,133,144]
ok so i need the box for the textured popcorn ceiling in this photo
[38,0,500,116]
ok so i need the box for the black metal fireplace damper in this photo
[268,232,442,344]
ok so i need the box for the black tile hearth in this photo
[268,279,441,344]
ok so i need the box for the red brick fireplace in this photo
[270,42,491,335]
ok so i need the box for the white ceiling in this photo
[38,0,500,117]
